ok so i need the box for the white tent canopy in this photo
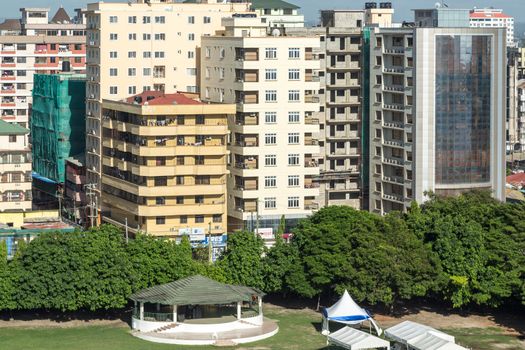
[385,321,467,350]
[328,326,390,350]
[322,290,382,335]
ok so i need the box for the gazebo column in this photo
[139,302,144,321]
[258,296,263,318]
[172,304,178,323]
[237,301,242,320]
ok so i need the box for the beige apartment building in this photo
[85,0,253,201]
[0,7,85,129]
[100,91,233,238]
[201,16,320,232]
[0,120,31,212]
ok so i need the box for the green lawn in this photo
[0,308,522,350]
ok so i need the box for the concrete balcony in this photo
[0,200,31,212]
[383,139,405,148]
[382,103,405,111]
[382,156,405,166]
[382,67,405,74]
[382,121,404,129]
[383,48,405,55]
[130,164,226,177]
[131,145,227,157]
[382,193,405,204]
[382,84,405,93]
[382,175,405,185]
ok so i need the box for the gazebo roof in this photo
[130,275,264,305]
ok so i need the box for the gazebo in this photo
[129,275,278,345]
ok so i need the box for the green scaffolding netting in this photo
[31,74,86,183]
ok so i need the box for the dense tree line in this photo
[0,191,523,312]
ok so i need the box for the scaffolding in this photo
[31,73,86,183]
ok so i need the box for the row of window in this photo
[263,133,301,145]
[263,175,301,188]
[155,213,221,225]
[206,47,302,59]
[261,154,302,166]
[108,85,198,95]
[110,33,196,41]
[110,15,211,25]
[263,197,301,209]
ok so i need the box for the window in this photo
[204,16,211,24]
[288,154,299,166]
[155,16,165,24]
[188,16,195,24]
[156,217,165,225]
[155,33,165,40]
[110,51,117,58]
[219,67,225,79]
[265,176,276,188]
[156,197,165,205]
[265,69,277,81]
[288,112,300,123]
[128,86,136,95]
[288,90,300,102]
[128,33,136,40]
[265,155,276,166]
[176,176,184,185]
[288,69,300,80]
[188,51,194,59]
[109,16,118,23]
[128,68,136,76]
[264,197,276,209]
[110,33,118,40]
[126,51,136,58]
[195,215,204,223]
[128,16,137,23]
[8,135,16,143]
[155,177,167,186]
[177,156,185,165]
[143,51,151,58]
[288,196,299,208]
[288,47,300,59]
[176,196,184,204]
[195,195,204,204]
[109,68,118,76]
[265,133,277,145]
[143,68,151,76]
[196,115,205,125]
[109,86,117,95]
[265,90,277,102]
[265,47,277,59]
[143,16,151,24]
[180,215,187,224]
[195,155,205,165]
[288,175,299,187]
[143,33,151,40]
[213,214,222,223]
[288,133,299,144]
[265,112,276,124]
[188,33,195,41]
[154,51,165,58]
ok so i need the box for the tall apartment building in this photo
[201,16,320,232]
[85,0,252,204]
[469,8,515,47]
[0,8,86,130]
[513,48,525,153]
[286,4,394,210]
[249,0,304,28]
[0,120,31,212]
[369,9,506,214]
[100,91,232,241]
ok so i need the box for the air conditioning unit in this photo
[90,77,95,81]
[90,94,95,99]
[91,166,96,171]
[89,41,95,46]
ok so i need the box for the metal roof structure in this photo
[328,327,390,349]
[0,119,28,135]
[129,275,264,305]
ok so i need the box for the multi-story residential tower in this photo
[469,8,515,47]
[249,0,304,28]
[0,120,31,212]
[100,91,233,241]
[84,0,252,208]
[0,8,85,129]
[369,10,506,214]
[201,16,320,232]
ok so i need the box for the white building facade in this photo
[470,8,514,47]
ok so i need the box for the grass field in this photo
[0,307,523,350]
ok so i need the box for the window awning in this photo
[328,327,390,349]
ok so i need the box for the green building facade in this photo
[31,73,86,183]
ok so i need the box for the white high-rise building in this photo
[470,8,514,47]
[201,16,320,232]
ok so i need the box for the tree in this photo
[218,231,265,289]
[12,225,132,311]
[0,241,15,310]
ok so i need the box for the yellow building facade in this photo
[100,91,234,239]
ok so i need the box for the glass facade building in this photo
[435,35,492,185]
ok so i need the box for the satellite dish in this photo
[271,28,281,37]
[435,2,441,8]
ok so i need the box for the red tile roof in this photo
[125,91,204,106]
[470,12,511,19]
[506,173,525,186]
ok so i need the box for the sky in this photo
[3,0,525,24]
